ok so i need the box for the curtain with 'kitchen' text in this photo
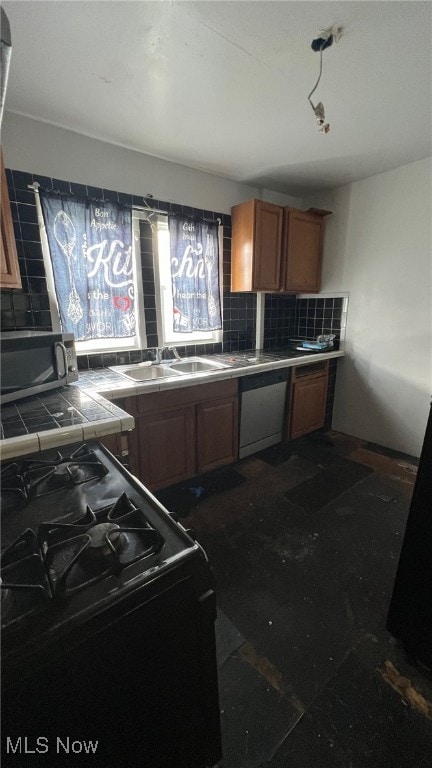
[168,217,222,333]
[40,191,134,341]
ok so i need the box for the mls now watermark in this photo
[6,736,99,755]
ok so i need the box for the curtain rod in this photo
[27,182,221,224]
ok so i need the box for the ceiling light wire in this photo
[307,25,342,134]
[307,44,324,107]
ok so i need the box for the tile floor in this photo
[157,430,432,767]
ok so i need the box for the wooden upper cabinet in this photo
[230,199,330,294]
[231,199,283,292]
[283,209,323,292]
[0,148,22,290]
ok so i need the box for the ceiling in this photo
[2,1,431,195]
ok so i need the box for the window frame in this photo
[36,193,146,355]
[152,214,223,348]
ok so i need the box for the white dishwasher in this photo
[239,368,289,458]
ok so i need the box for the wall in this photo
[305,157,432,457]
[1,114,301,214]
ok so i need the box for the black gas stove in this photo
[1,442,196,634]
[1,441,222,768]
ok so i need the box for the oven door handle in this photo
[54,342,68,380]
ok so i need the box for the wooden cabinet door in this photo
[196,396,238,474]
[252,200,283,291]
[134,406,195,491]
[0,148,22,289]
[283,210,323,292]
[289,375,328,439]
[231,199,282,292]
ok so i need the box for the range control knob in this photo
[68,365,77,373]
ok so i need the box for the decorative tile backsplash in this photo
[294,297,343,343]
[1,169,342,368]
[264,294,297,349]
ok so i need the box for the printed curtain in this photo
[168,217,222,333]
[40,192,134,341]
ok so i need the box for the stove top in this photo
[1,442,196,640]
[1,444,109,509]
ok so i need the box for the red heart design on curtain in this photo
[113,296,131,312]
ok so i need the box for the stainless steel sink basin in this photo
[109,364,180,381]
[168,357,229,374]
[109,356,229,382]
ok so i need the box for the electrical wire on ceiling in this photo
[308,25,342,134]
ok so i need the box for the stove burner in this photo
[40,493,165,597]
[86,522,124,557]
[0,444,109,503]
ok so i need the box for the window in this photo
[153,216,223,347]
[36,189,146,355]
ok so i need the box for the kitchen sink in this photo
[109,364,180,381]
[169,357,229,374]
[109,356,229,381]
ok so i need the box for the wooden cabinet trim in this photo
[0,148,22,290]
[230,199,255,292]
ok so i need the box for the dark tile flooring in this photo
[156,431,432,767]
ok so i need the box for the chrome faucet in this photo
[155,346,181,363]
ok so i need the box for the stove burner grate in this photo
[1,444,110,502]
[1,463,27,502]
[39,493,165,596]
[1,529,52,628]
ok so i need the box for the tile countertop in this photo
[0,347,344,460]
[0,387,135,460]
[77,347,345,399]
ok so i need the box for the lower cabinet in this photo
[124,379,239,491]
[287,361,329,440]
[197,397,238,474]
[135,406,196,489]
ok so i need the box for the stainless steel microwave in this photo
[0,331,78,404]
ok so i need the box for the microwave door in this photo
[54,342,68,380]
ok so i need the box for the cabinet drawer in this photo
[292,361,329,380]
[126,378,238,415]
